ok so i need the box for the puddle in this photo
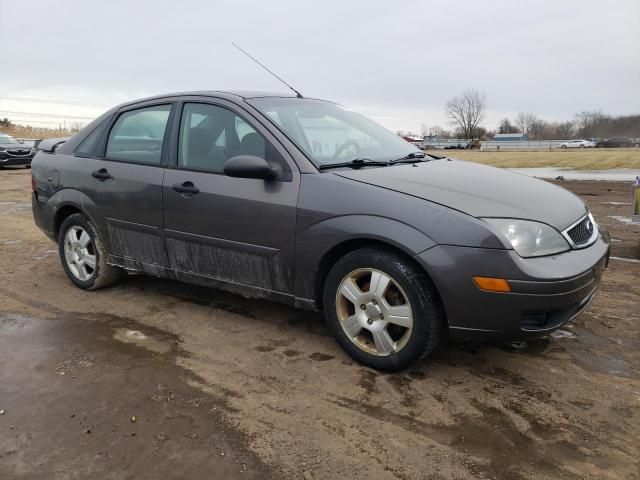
[509,168,639,182]
[572,351,638,379]
[0,202,31,215]
[610,256,640,264]
[607,215,638,225]
[0,310,271,478]
[112,328,172,354]
[0,311,179,360]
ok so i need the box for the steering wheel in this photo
[332,139,361,161]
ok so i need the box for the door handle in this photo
[91,168,112,181]
[172,181,199,196]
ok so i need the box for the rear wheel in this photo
[323,247,444,371]
[58,213,122,290]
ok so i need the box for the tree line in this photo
[417,90,640,140]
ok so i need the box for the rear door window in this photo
[106,105,172,164]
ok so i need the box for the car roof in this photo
[117,90,314,110]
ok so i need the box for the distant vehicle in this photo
[421,138,472,150]
[0,132,36,168]
[559,139,596,149]
[31,91,610,371]
[493,133,528,141]
[596,137,639,148]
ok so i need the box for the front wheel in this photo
[58,213,122,290]
[323,247,444,371]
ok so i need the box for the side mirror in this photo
[19,139,24,144]
[224,155,278,181]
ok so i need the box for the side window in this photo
[178,103,276,173]
[75,121,106,156]
[106,105,171,164]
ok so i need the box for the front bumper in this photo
[415,233,610,341]
[0,154,34,166]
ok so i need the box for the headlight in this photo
[482,218,570,258]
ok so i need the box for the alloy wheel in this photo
[335,268,414,356]
[63,226,97,281]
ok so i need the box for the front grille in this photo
[567,219,592,245]
[563,213,598,248]
[7,149,31,156]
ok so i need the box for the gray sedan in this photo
[31,91,609,371]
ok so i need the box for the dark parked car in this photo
[31,92,610,371]
[596,137,639,148]
[0,132,36,168]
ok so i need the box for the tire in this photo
[580,145,585,148]
[25,164,31,169]
[561,145,567,149]
[322,247,444,371]
[58,213,122,290]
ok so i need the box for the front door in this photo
[162,101,299,295]
[83,103,174,267]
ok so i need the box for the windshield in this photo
[247,98,420,168]
[0,134,20,145]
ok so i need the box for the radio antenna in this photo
[231,42,303,98]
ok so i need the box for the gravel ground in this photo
[0,167,638,480]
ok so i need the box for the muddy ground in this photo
[0,167,638,480]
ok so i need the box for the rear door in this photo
[162,99,299,295]
[82,102,175,267]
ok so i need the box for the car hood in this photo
[334,159,587,230]
[0,143,28,148]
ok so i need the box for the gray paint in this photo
[31,91,610,342]
[334,160,587,230]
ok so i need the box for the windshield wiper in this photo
[391,151,446,164]
[318,158,390,170]
[390,152,428,164]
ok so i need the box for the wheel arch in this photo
[310,238,446,320]
[46,187,103,241]
[54,204,84,238]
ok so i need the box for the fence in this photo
[480,140,570,151]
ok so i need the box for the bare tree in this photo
[445,89,487,139]
[514,112,538,136]
[428,125,449,138]
[498,118,518,134]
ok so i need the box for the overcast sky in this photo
[1,0,639,133]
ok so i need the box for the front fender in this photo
[293,214,436,304]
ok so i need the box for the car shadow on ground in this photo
[114,272,556,369]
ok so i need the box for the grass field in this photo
[427,148,640,170]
